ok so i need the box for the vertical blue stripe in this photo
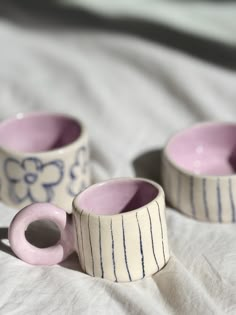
[190,176,196,218]
[98,216,104,278]
[147,207,159,270]
[79,211,86,271]
[203,178,209,220]
[177,171,181,208]
[156,201,166,264]
[110,219,117,282]
[136,212,145,279]
[88,214,95,277]
[229,178,236,222]
[122,216,132,281]
[217,178,222,222]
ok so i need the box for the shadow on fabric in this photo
[59,252,82,272]
[133,148,163,186]
[0,227,15,257]
[0,0,236,70]
[132,148,174,208]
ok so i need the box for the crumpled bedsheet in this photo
[0,11,236,315]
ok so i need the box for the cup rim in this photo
[163,120,236,179]
[0,111,87,157]
[72,177,164,218]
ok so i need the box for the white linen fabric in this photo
[60,0,236,46]
[0,6,236,315]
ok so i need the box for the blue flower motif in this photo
[4,157,64,203]
[68,146,89,197]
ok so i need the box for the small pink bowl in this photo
[162,122,236,222]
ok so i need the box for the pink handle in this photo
[8,203,74,265]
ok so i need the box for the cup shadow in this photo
[132,148,172,208]
[0,227,15,257]
[59,252,82,272]
[132,148,163,186]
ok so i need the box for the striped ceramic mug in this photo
[162,122,236,223]
[8,178,169,282]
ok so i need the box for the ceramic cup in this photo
[8,178,169,282]
[162,122,236,223]
[0,112,90,212]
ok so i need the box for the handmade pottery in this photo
[0,112,90,212]
[162,122,236,222]
[8,178,170,282]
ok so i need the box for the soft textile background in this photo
[59,0,236,45]
[0,1,236,314]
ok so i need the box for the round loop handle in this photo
[8,203,74,265]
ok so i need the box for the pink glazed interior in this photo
[166,123,236,176]
[0,113,81,153]
[75,179,159,215]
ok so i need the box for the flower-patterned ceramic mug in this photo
[0,112,90,212]
[8,178,170,282]
[162,122,236,223]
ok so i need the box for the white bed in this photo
[0,2,236,314]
